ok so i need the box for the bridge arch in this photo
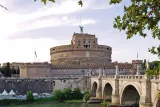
[153,93,160,107]
[103,83,113,101]
[120,83,140,106]
[91,81,98,97]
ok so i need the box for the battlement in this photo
[132,60,143,64]
[50,45,73,53]
[20,62,52,68]
[51,62,132,69]
[72,33,96,38]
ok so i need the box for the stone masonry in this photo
[91,75,160,107]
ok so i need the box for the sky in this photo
[0,0,159,63]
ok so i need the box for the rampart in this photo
[0,78,54,95]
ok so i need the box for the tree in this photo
[1,62,11,77]
[26,91,34,102]
[63,88,72,100]
[0,4,7,10]
[34,0,83,6]
[17,67,20,74]
[11,68,16,74]
[54,90,65,102]
[72,88,83,99]
[109,0,160,58]
[142,59,146,70]
[83,93,90,103]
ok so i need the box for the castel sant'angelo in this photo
[50,28,112,65]
[19,27,143,78]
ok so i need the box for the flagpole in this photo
[137,51,138,60]
[34,49,35,62]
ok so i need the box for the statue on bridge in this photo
[88,69,92,76]
[136,65,140,75]
[115,65,119,76]
[146,60,150,70]
[102,69,106,76]
[98,68,103,77]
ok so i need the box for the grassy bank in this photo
[65,99,83,103]
[0,97,83,106]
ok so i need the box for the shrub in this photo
[83,93,90,103]
[63,88,72,100]
[101,100,109,107]
[72,88,83,99]
[26,91,34,102]
[83,90,89,95]
[54,90,65,102]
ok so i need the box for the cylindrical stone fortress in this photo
[50,33,112,64]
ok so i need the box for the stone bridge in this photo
[90,75,160,107]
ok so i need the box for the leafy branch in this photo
[34,0,83,7]
[0,4,8,10]
[109,0,160,59]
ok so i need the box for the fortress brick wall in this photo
[20,62,52,78]
[0,78,53,95]
[19,62,139,78]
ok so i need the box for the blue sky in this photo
[0,0,159,63]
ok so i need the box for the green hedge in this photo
[53,88,84,102]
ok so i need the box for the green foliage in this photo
[63,88,72,100]
[109,0,160,58]
[72,88,83,99]
[54,90,65,102]
[34,0,83,6]
[101,100,109,107]
[54,88,84,102]
[158,92,160,99]
[142,59,147,70]
[0,4,8,10]
[1,62,11,77]
[83,93,90,103]
[26,91,34,102]
[146,61,160,76]
[83,90,89,95]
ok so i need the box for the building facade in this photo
[15,32,143,78]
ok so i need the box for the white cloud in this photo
[72,19,96,26]
[17,17,96,31]
[92,5,117,10]
[0,38,70,63]
[0,0,95,39]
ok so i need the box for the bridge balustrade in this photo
[119,75,143,80]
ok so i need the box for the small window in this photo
[107,48,109,50]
